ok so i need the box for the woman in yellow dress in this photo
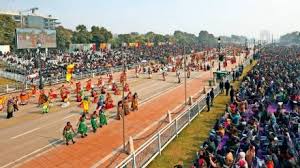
[131,93,139,111]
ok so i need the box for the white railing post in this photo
[167,110,172,123]
[188,109,191,123]
[6,84,9,93]
[188,96,193,105]
[175,119,178,137]
[132,153,137,168]
[158,133,161,155]
[128,136,135,154]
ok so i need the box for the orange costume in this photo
[31,85,37,96]
[124,83,130,92]
[126,92,132,102]
[120,72,127,84]
[108,74,113,84]
[86,79,92,91]
[105,93,114,109]
[60,85,70,102]
[97,77,104,87]
[114,86,121,95]
[92,89,98,103]
[48,88,57,102]
[20,91,29,105]
[112,83,117,91]
[38,90,48,105]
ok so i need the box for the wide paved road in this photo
[0,54,245,168]
[0,61,213,168]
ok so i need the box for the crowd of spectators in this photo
[0,44,200,81]
[191,46,300,168]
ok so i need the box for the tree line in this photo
[0,14,249,51]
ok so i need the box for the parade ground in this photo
[0,57,241,168]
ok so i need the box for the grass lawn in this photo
[148,61,257,168]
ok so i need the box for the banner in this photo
[16,28,57,49]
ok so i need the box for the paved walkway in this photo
[19,60,241,168]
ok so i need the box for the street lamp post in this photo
[37,42,43,90]
[218,37,221,71]
[183,46,187,105]
[121,48,126,152]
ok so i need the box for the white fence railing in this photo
[115,55,253,168]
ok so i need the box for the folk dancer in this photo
[0,96,6,112]
[108,74,113,84]
[6,97,14,119]
[91,88,98,104]
[176,70,181,83]
[38,90,48,106]
[81,96,90,113]
[20,90,29,105]
[86,79,92,91]
[105,93,114,109]
[162,71,166,81]
[99,108,108,127]
[63,122,76,145]
[101,86,106,94]
[31,85,37,97]
[148,67,152,79]
[13,96,19,112]
[76,82,82,102]
[126,92,133,102]
[90,111,98,133]
[112,82,117,92]
[135,65,140,78]
[131,93,139,111]
[77,113,88,138]
[114,85,121,95]
[97,77,104,87]
[48,88,57,103]
[116,101,123,120]
[124,83,130,92]
[42,99,50,114]
[123,97,130,115]
[97,94,105,110]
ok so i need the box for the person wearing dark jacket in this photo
[225,80,230,96]
[219,80,224,94]
[210,88,215,106]
[230,86,235,103]
[206,93,211,112]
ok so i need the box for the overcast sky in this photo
[1,0,300,39]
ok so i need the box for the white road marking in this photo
[4,71,208,167]
[10,127,41,140]
[0,139,61,168]
[9,114,76,140]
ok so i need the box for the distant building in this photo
[0,9,60,29]
[260,30,271,43]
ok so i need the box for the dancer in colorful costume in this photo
[99,108,108,127]
[105,93,114,109]
[90,111,98,133]
[20,90,28,105]
[131,93,139,111]
[86,79,92,91]
[77,113,88,138]
[81,96,90,113]
[124,83,130,92]
[63,122,76,145]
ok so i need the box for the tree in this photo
[0,15,16,46]
[279,32,300,45]
[198,30,217,48]
[56,26,72,51]
[71,25,91,44]
[90,26,113,49]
